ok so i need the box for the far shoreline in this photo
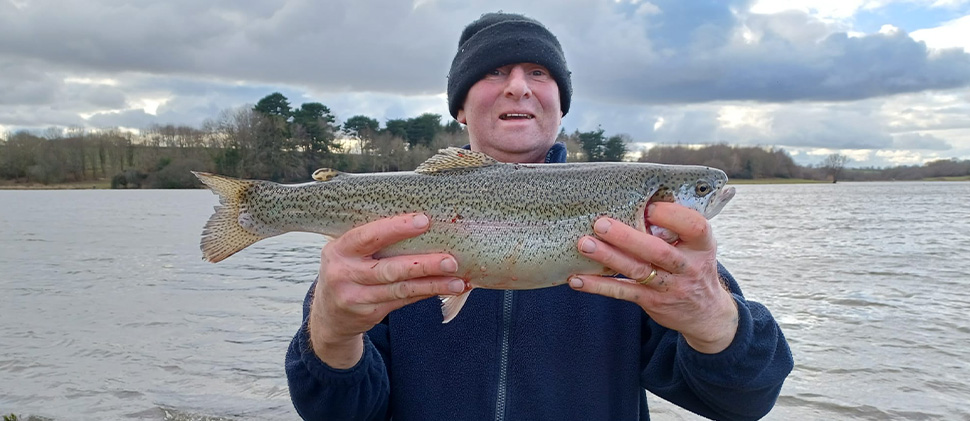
[0,180,112,190]
[727,175,970,184]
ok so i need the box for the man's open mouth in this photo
[499,113,535,120]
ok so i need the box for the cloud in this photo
[0,58,62,106]
[912,14,970,52]
[3,1,968,104]
[570,99,898,151]
[880,89,970,132]
[892,132,952,149]
[575,11,970,104]
[0,1,459,96]
[1,0,969,168]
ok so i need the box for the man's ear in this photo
[456,109,467,124]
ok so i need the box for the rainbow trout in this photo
[195,147,735,322]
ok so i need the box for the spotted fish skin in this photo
[195,148,735,321]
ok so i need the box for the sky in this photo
[1,0,969,168]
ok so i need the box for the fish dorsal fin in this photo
[312,168,342,182]
[415,147,498,174]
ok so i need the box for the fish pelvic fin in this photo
[415,147,498,174]
[193,171,265,263]
[438,289,473,323]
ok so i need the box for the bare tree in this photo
[821,153,849,183]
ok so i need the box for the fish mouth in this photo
[641,184,735,243]
[704,186,736,219]
[498,113,535,120]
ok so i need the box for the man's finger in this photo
[577,236,658,281]
[568,275,656,304]
[359,277,469,304]
[590,218,686,274]
[647,203,715,250]
[359,254,459,285]
[337,213,431,257]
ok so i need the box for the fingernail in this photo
[413,214,429,229]
[580,238,596,253]
[568,276,584,289]
[594,218,611,234]
[448,279,466,293]
[440,257,458,273]
[647,204,656,216]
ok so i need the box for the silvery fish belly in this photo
[195,147,735,322]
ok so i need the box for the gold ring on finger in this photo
[638,269,658,285]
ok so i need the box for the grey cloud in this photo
[4,0,968,105]
[0,105,85,128]
[86,109,159,129]
[892,97,970,132]
[63,83,128,110]
[769,106,895,149]
[637,0,749,51]
[649,109,722,144]
[572,8,970,104]
[1,0,969,164]
[567,99,900,152]
[892,133,952,150]
[0,59,61,105]
[0,1,459,94]
[0,2,230,74]
[82,77,299,129]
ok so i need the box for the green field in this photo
[0,179,112,190]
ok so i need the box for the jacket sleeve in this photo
[285,280,391,420]
[640,262,794,420]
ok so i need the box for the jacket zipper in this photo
[494,290,514,421]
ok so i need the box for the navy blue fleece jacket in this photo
[285,143,793,420]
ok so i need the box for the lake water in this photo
[1,182,969,420]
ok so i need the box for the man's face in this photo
[457,63,562,163]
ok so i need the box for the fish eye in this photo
[695,181,712,196]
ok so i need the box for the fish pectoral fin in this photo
[415,147,498,174]
[438,289,473,324]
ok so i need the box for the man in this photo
[286,12,793,420]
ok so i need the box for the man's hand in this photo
[569,202,739,354]
[308,213,469,368]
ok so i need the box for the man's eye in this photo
[531,70,546,76]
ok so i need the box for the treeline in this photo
[0,93,475,188]
[639,143,801,179]
[0,93,632,188]
[637,143,970,181]
[837,159,970,181]
[1,92,968,188]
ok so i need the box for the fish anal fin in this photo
[415,148,498,174]
[438,289,473,323]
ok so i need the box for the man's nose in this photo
[504,66,532,99]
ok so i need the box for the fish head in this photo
[665,167,735,219]
[646,166,735,242]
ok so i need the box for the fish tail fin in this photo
[438,289,473,323]
[194,171,265,263]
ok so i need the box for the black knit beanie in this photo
[447,12,572,119]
